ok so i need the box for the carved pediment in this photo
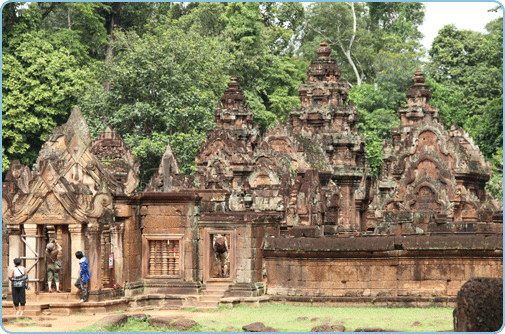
[196,128,250,165]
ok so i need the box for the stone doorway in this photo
[203,230,235,282]
[43,225,72,292]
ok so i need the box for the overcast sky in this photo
[420,2,502,51]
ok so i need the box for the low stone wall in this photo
[263,233,503,298]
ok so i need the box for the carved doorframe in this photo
[203,229,236,282]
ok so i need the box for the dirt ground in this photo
[2,309,219,332]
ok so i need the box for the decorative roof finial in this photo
[412,70,426,86]
[317,41,332,58]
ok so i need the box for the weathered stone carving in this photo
[145,142,192,191]
[90,126,140,195]
[368,71,499,234]
[2,107,139,226]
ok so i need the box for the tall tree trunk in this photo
[103,2,123,92]
[339,3,361,86]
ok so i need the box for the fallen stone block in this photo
[453,277,503,332]
[312,324,334,332]
[263,326,280,332]
[170,318,198,330]
[148,316,173,328]
[354,327,388,332]
[331,324,345,332]
[97,314,128,327]
[243,322,266,332]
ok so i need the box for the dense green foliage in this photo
[2,2,502,195]
[79,24,231,187]
[2,29,94,172]
[427,23,503,158]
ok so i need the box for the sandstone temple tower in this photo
[368,70,501,234]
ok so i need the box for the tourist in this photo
[74,251,90,303]
[8,258,27,316]
[46,239,62,292]
[213,234,229,278]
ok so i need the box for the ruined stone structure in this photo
[3,42,502,307]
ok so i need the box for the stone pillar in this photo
[23,223,39,295]
[6,224,23,292]
[69,223,85,294]
[340,184,354,231]
[111,222,125,287]
[87,221,102,293]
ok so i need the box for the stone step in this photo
[3,303,48,316]
[204,288,228,293]
[28,292,80,303]
[200,296,221,302]
[204,284,230,290]
[202,290,226,297]
[196,306,217,311]
[198,300,219,307]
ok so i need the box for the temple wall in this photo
[264,234,503,298]
[116,202,142,288]
[198,212,277,295]
[125,193,201,295]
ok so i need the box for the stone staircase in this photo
[3,292,84,316]
[197,281,231,310]
[2,302,49,316]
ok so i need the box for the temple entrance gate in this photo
[203,229,235,282]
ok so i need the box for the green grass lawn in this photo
[75,303,454,332]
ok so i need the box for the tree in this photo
[2,30,94,173]
[300,2,373,85]
[300,2,425,86]
[428,23,503,159]
[217,2,305,130]
[78,24,232,187]
[350,84,400,178]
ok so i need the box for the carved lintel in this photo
[5,224,22,234]
[68,223,84,234]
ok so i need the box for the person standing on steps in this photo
[46,239,62,293]
[8,258,27,316]
[75,251,90,303]
[213,234,229,278]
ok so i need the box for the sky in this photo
[420,2,502,51]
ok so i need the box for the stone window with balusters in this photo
[144,235,182,278]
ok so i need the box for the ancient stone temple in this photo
[367,70,502,234]
[2,43,502,309]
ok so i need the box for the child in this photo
[74,251,90,302]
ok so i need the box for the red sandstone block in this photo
[356,266,372,282]
[370,279,396,290]
[419,280,446,295]
[370,265,396,281]
[114,204,131,217]
[397,281,421,295]
[447,280,465,296]
[329,264,357,281]
[144,215,184,230]
[395,264,414,281]
[304,265,328,282]
[343,281,369,290]
[146,205,185,216]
